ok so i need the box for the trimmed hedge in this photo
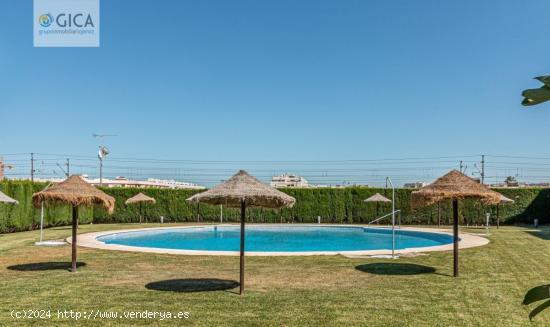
[0,180,547,233]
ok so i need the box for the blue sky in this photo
[1,1,550,185]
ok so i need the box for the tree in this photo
[522,76,550,106]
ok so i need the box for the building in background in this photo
[32,176,205,190]
[270,173,309,188]
[490,176,550,188]
[313,183,368,188]
[0,157,14,181]
[403,182,428,189]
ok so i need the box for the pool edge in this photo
[70,224,489,256]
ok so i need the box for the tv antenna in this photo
[93,133,117,139]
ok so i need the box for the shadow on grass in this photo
[145,279,239,293]
[527,230,550,241]
[7,262,86,271]
[356,263,436,275]
[523,284,550,320]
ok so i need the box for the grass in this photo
[0,223,549,326]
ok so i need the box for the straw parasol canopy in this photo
[125,193,156,205]
[364,192,391,222]
[187,170,296,208]
[411,170,501,209]
[125,193,156,223]
[187,170,295,295]
[32,175,115,214]
[364,193,391,203]
[0,190,18,204]
[411,170,503,277]
[32,175,115,272]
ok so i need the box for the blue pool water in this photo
[97,226,453,252]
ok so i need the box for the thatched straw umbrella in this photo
[364,193,391,219]
[187,170,296,295]
[0,190,18,204]
[125,192,156,223]
[496,194,514,229]
[365,193,391,203]
[411,170,501,277]
[32,175,115,272]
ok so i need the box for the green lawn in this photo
[0,223,549,326]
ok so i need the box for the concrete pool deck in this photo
[71,224,489,256]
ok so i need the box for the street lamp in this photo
[98,146,109,187]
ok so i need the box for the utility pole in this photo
[30,153,35,183]
[481,155,485,184]
[459,160,463,173]
[57,158,70,178]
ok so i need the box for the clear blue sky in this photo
[2,1,550,185]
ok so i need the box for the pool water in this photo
[97,226,453,252]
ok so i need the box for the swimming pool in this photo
[96,225,454,254]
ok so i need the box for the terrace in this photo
[0,223,548,325]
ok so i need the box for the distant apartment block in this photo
[32,176,205,190]
[491,176,550,188]
[403,182,428,189]
[0,157,14,181]
[313,183,368,188]
[270,173,309,188]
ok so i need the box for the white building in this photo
[270,173,309,188]
[403,182,428,189]
[32,176,205,190]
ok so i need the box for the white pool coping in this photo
[71,224,489,257]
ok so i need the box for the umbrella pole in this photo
[240,200,246,295]
[40,202,44,243]
[496,204,500,229]
[197,203,200,222]
[452,199,459,277]
[140,203,143,223]
[71,205,78,273]
[437,201,441,227]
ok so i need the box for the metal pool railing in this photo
[367,210,402,228]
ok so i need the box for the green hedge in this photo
[0,181,548,233]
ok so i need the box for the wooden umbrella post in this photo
[184,171,296,296]
[437,201,441,227]
[31,176,115,274]
[71,204,78,273]
[496,204,500,229]
[197,203,200,223]
[410,170,503,278]
[139,202,143,223]
[452,199,459,277]
[240,200,246,295]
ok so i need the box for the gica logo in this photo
[38,12,95,28]
[38,13,53,27]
